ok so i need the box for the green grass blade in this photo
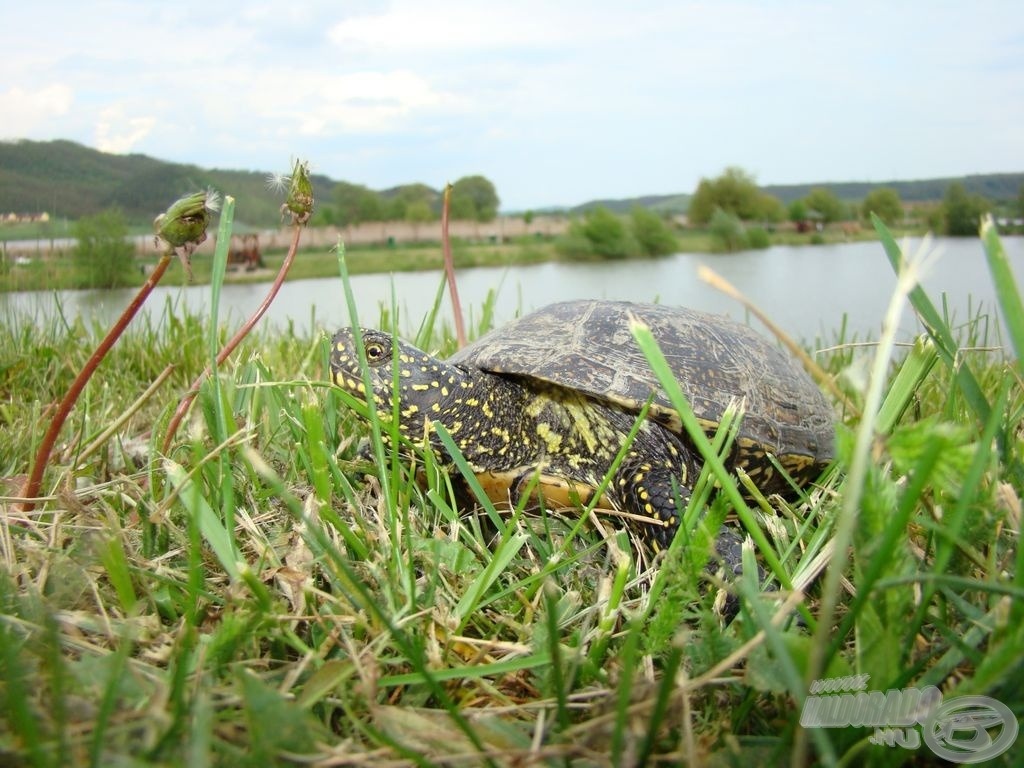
[906,376,1009,642]
[980,215,1024,372]
[630,320,791,589]
[88,640,132,768]
[97,532,138,615]
[875,334,938,433]
[207,195,234,363]
[872,213,991,423]
[165,459,240,580]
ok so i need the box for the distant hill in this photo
[2,139,1022,226]
[573,173,1024,215]
[0,139,435,229]
[0,139,341,228]
[572,193,692,215]
[760,174,1024,205]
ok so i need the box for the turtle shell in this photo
[447,300,833,470]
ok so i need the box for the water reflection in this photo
[3,237,1021,346]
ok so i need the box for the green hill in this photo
[2,138,1022,226]
[0,139,417,229]
[0,139,338,228]
[760,174,1024,204]
[572,174,1024,216]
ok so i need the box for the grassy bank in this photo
[0,225,894,294]
[0,223,1020,766]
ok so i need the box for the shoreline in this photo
[0,226,903,295]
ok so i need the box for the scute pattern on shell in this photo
[448,300,833,466]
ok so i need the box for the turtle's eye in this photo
[364,340,388,365]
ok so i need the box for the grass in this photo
[0,220,1021,766]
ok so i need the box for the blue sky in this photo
[2,1,1022,211]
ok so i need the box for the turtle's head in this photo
[329,328,465,439]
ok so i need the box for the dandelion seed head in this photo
[266,172,290,192]
[204,188,222,213]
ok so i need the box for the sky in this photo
[2,1,1022,212]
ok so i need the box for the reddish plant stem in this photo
[20,251,174,510]
[161,224,304,453]
[441,185,467,348]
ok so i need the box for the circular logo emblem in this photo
[922,695,1018,763]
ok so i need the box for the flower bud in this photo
[153,189,220,278]
[280,160,314,225]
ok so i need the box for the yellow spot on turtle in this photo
[411,384,430,391]
[536,423,562,452]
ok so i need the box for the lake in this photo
[3,236,1022,348]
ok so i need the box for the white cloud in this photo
[95,106,157,153]
[327,1,608,51]
[252,70,466,134]
[0,85,74,137]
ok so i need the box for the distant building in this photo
[1,211,51,225]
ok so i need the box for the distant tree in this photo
[581,207,639,258]
[448,193,476,220]
[385,196,407,221]
[630,207,678,256]
[757,193,786,223]
[1017,184,1024,220]
[450,175,499,222]
[861,188,903,226]
[522,210,535,225]
[73,208,135,288]
[557,207,639,259]
[358,190,385,222]
[386,184,438,222]
[922,203,945,233]
[333,182,384,226]
[788,199,808,223]
[404,199,435,240]
[708,208,748,252]
[312,205,336,226]
[943,182,989,236]
[804,187,845,223]
[687,167,762,225]
[746,225,771,249]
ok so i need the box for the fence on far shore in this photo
[1,215,573,260]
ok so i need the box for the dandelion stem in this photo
[441,184,467,348]
[20,250,175,510]
[161,223,305,452]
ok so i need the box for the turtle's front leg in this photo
[614,458,751,579]
[614,458,690,550]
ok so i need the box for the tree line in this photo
[294,175,500,228]
[684,166,1016,250]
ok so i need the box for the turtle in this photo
[328,299,833,552]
